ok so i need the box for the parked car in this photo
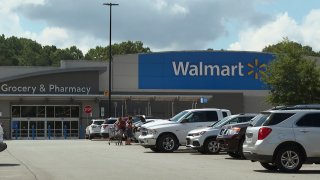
[216,114,265,158]
[85,119,105,139]
[133,118,167,142]
[243,108,320,173]
[186,113,256,154]
[139,108,231,153]
[100,117,118,138]
[0,123,7,152]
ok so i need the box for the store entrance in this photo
[11,119,79,139]
[11,105,80,140]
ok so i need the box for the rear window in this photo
[183,111,218,123]
[106,119,117,124]
[263,113,295,126]
[93,121,104,125]
[250,114,270,127]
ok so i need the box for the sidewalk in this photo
[0,148,36,180]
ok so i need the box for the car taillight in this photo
[228,127,241,135]
[258,127,272,140]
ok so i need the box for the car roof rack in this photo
[280,104,320,110]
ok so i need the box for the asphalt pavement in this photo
[0,140,320,180]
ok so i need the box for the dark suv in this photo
[216,114,264,159]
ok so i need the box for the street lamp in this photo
[103,2,118,118]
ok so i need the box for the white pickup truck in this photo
[138,108,231,152]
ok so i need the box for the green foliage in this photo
[84,46,107,61]
[262,38,320,105]
[0,35,151,66]
[84,41,151,61]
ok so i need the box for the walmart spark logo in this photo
[247,59,266,80]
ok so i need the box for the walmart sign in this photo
[138,51,275,90]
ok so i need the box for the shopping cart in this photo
[108,126,123,145]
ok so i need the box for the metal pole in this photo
[103,3,119,118]
[108,4,112,118]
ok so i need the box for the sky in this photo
[0,0,320,53]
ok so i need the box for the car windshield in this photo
[169,110,189,122]
[132,116,142,123]
[106,119,117,124]
[211,115,236,128]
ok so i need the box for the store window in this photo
[46,106,55,117]
[71,106,80,117]
[11,105,79,118]
[55,106,71,117]
[37,106,46,117]
[21,106,37,117]
[12,106,21,117]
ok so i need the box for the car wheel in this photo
[260,162,278,171]
[227,152,241,159]
[150,147,160,152]
[204,138,220,154]
[157,134,179,153]
[275,146,303,173]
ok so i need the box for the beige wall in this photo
[112,54,139,91]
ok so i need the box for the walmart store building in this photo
[0,51,275,140]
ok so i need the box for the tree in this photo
[262,38,320,105]
[0,35,152,66]
[17,38,42,66]
[85,41,151,61]
[84,46,107,61]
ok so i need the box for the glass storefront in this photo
[11,105,80,139]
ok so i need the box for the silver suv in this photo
[243,109,320,173]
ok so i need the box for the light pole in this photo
[103,2,118,118]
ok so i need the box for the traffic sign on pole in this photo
[84,105,92,114]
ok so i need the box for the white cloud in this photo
[301,9,320,51]
[36,27,69,46]
[229,9,320,52]
[15,0,270,51]
[30,27,105,53]
[155,0,168,11]
[171,4,189,15]
[0,0,45,38]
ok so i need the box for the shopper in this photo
[0,123,3,143]
[125,116,133,145]
[115,117,126,139]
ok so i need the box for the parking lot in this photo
[0,140,320,180]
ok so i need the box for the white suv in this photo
[243,109,320,172]
[100,118,118,138]
[186,113,256,154]
[85,119,105,139]
[139,108,231,153]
